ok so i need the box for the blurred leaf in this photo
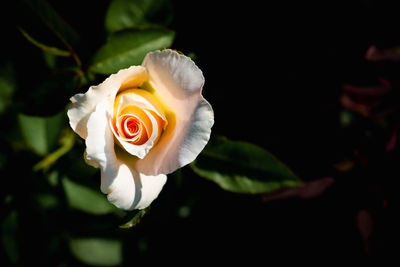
[0,62,16,114]
[46,170,60,186]
[105,0,173,33]
[340,94,372,117]
[43,52,57,69]
[22,72,80,115]
[18,112,64,156]
[69,237,122,266]
[261,177,335,202]
[23,0,79,47]
[35,193,59,209]
[191,136,302,194]
[34,129,75,172]
[342,83,391,97]
[18,27,71,57]
[90,27,175,74]
[357,209,374,252]
[177,205,191,219]
[365,45,400,62]
[1,210,19,264]
[62,177,116,215]
[339,110,356,128]
[119,206,150,229]
[386,125,400,152]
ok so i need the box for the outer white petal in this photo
[106,164,167,210]
[67,66,147,139]
[85,101,118,192]
[85,101,166,210]
[136,49,214,175]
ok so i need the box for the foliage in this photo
[90,27,175,74]
[191,135,302,194]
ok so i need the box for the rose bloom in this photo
[67,49,214,210]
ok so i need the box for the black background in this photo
[167,0,399,263]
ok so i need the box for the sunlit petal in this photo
[136,49,214,175]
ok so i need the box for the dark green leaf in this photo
[90,28,175,74]
[42,52,57,69]
[34,129,75,172]
[191,136,302,194]
[18,27,71,57]
[0,62,16,114]
[62,177,116,215]
[105,0,173,32]
[18,112,64,156]
[69,237,122,266]
[21,72,80,116]
[35,193,59,209]
[23,0,79,47]
[119,206,150,229]
[1,211,19,264]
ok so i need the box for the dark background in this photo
[170,0,399,263]
[1,0,400,264]
[171,1,400,262]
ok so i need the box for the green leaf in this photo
[33,129,75,172]
[69,237,122,266]
[35,193,59,209]
[18,112,65,156]
[0,62,16,114]
[119,206,150,229]
[62,177,116,215]
[23,72,80,116]
[105,0,173,33]
[1,211,19,264]
[23,0,79,47]
[90,28,175,74]
[191,136,302,194]
[18,27,71,57]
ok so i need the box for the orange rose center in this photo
[112,88,167,147]
[123,116,139,137]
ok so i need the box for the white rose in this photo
[67,49,214,210]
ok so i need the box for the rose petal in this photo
[85,101,166,210]
[67,66,148,139]
[114,89,167,123]
[106,163,167,210]
[85,101,118,191]
[137,49,214,175]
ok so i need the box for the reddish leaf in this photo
[385,125,400,152]
[340,94,372,117]
[332,159,355,172]
[342,84,391,97]
[365,45,400,62]
[261,177,334,202]
[356,209,374,252]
